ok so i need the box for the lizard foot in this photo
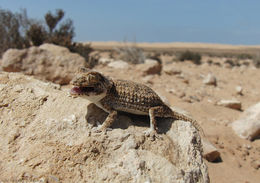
[144,128,157,137]
[92,125,112,133]
[144,128,162,140]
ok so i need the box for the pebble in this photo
[163,67,182,75]
[202,139,221,162]
[235,86,243,95]
[217,99,242,110]
[203,73,217,86]
[251,160,260,169]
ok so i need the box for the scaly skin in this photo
[70,67,203,135]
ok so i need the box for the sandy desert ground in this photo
[90,42,260,183]
[89,41,260,55]
[0,41,259,182]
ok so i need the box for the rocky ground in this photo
[0,43,260,183]
[94,57,260,183]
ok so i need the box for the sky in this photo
[1,0,260,45]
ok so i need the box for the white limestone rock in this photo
[231,102,260,140]
[108,60,129,69]
[217,99,242,110]
[203,73,217,86]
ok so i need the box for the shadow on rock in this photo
[85,103,174,133]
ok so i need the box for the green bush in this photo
[178,50,202,65]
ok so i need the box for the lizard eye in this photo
[78,67,90,73]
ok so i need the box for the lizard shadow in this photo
[124,113,173,134]
[85,103,173,133]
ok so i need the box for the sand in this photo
[91,41,260,183]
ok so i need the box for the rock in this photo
[178,92,186,98]
[235,86,243,95]
[137,59,162,75]
[167,88,176,94]
[202,139,221,162]
[203,73,217,86]
[39,43,69,53]
[170,107,192,118]
[1,44,87,84]
[142,75,154,84]
[217,99,242,110]
[231,102,260,140]
[163,65,182,75]
[243,144,252,150]
[167,89,186,98]
[98,57,114,65]
[182,78,189,84]
[107,60,129,69]
[0,72,209,183]
[166,120,209,183]
[251,159,260,170]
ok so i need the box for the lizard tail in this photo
[171,110,205,136]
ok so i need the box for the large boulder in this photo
[0,72,209,183]
[1,44,87,84]
[231,102,260,140]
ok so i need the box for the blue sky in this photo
[1,0,260,45]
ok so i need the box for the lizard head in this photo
[70,67,112,101]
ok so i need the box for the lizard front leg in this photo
[99,110,118,131]
[94,99,118,132]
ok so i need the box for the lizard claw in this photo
[144,128,162,140]
[92,126,104,133]
[91,127,102,133]
[92,125,112,133]
[144,128,157,137]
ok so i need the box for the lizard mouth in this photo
[70,86,95,95]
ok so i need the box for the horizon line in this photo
[80,41,260,48]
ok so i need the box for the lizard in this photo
[70,67,203,135]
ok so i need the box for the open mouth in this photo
[70,86,95,95]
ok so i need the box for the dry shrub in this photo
[236,53,253,60]
[0,8,30,56]
[26,23,47,46]
[115,42,145,64]
[178,50,201,65]
[0,8,93,61]
[68,43,93,65]
[253,53,260,68]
